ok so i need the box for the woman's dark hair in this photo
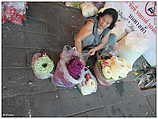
[97,8,118,30]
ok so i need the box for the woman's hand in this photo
[88,48,97,56]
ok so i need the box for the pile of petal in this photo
[99,56,132,81]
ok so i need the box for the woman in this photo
[75,8,118,65]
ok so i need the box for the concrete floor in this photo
[2,2,156,117]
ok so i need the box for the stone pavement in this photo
[2,2,156,117]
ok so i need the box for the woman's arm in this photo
[75,20,93,53]
[95,32,110,51]
[88,32,110,55]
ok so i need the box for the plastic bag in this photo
[137,68,156,90]
[80,2,98,17]
[51,45,85,88]
[32,51,54,80]
[77,67,97,95]
[94,61,113,86]
[65,2,81,9]
[2,2,27,25]
[94,56,132,86]
[115,31,150,67]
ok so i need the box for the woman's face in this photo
[98,15,113,29]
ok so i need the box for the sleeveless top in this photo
[82,16,111,49]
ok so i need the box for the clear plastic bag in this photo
[93,55,132,86]
[51,45,85,88]
[115,31,150,67]
[77,67,97,95]
[93,61,113,86]
[80,2,98,17]
[137,68,156,90]
[32,51,54,80]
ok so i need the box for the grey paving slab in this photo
[98,81,142,107]
[27,2,55,22]
[146,94,156,116]
[2,29,25,48]
[2,95,30,117]
[2,22,23,31]
[56,4,85,27]
[60,25,75,46]
[28,3,84,42]
[140,88,156,97]
[70,112,88,117]
[97,85,118,105]
[62,24,81,47]
[57,88,104,116]
[24,32,61,49]
[2,68,30,98]
[26,69,57,94]
[2,68,57,98]
[112,80,142,97]
[2,47,26,67]
[30,91,63,117]
[23,17,48,33]
[86,107,110,117]
[53,4,85,45]
[106,95,154,117]
[29,4,62,38]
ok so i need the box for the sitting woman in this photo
[75,8,119,66]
